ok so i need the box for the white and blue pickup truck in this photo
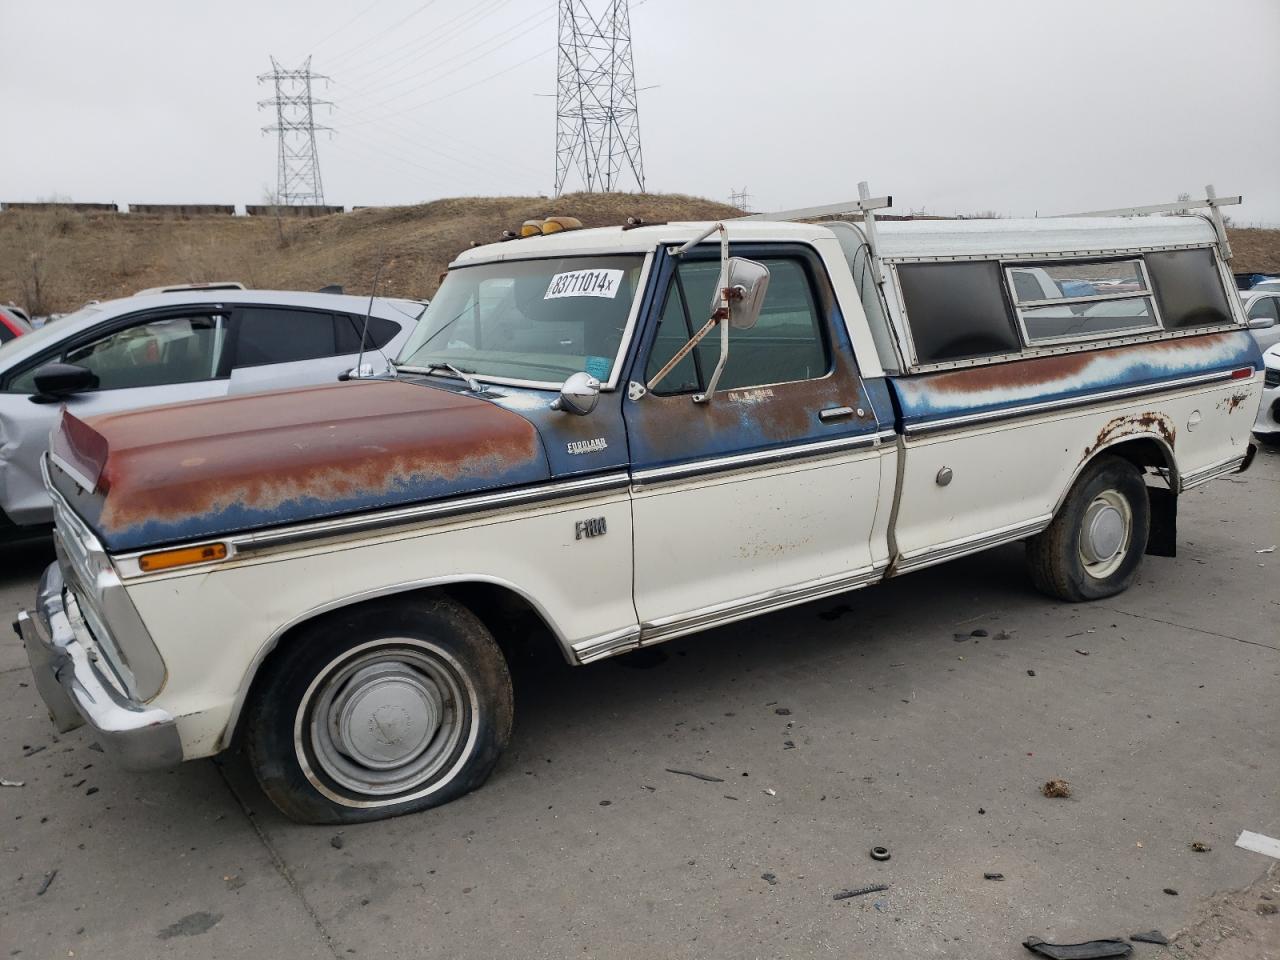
[17,201,1263,823]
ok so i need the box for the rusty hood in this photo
[48,379,550,552]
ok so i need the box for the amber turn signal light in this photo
[139,542,229,573]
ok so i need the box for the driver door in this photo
[623,245,888,642]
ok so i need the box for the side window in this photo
[233,308,337,367]
[645,256,829,394]
[896,261,1021,363]
[1247,296,1279,325]
[0,323,15,344]
[54,315,226,390]
[1004,259,1160,344]
[334,313,401,353]
[1144,248,1234,329]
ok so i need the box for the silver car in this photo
[1241,289,1280,354]
[0,288,424,540]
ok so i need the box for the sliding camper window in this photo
[896,261,1021,364]
[1144,248,1235,329]
[1004,258,1161,345]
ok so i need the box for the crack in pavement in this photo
[216,761,343,960]
[1097,605,1280,652]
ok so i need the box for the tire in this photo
[244,595,513,824]
[1025,455,1150,602]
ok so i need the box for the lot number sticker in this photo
[544,269,624,300]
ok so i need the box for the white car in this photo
[1256,343,1280,441]
[1240,289,1280,354]
[0,288,425,540]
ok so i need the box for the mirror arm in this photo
[693,313,731,404]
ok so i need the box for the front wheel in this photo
[245,595,513,824]
[1025,455,1151,602]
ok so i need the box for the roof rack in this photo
[737,181,894,291]
[1054,184,1241,262]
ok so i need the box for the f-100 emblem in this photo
[575,517,607,540]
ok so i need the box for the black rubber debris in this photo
[1130,931,1169,945]
[761,872,777,885]
[1022,936,1132,958]
[833,883,888,901]
[774,707,792,716]
[870,846,891,862]
[1163,887,1178,896]
[984,872,1005,881]
[971,629,989,637]
[36,869,58,896]
[665,768,725,783]
[330,834,344,850]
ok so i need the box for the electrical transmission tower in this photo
[729,187,752,212]
[258,57,332,205]
[555,0,646,196]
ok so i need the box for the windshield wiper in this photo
[421,361,484,393]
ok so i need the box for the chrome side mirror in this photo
[550,371,600,416]
[715,257,771,330]
[1247,316,1276,330]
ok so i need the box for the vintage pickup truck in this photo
[17,195,1263,823]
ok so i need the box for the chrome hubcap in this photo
[1079,490,1132,578]
[301,640,469,798]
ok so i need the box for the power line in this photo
[337,2,551,105]
[341,45,554,127]
[555,0,645,195]
[333,0,520,92]
[258,57,333,205]
[324,0,444,72]
[299,0,388,58]
[729,187,751,212]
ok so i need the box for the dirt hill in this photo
[0,194,741,315]
[2,194,1277,315]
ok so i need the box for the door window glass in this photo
[646,257,828,394]
[234,308,337,367]
[60,315,225,390]
[1248,296,1279,324]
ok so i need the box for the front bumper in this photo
[14,562,182,770]
[1253,379,1280,435]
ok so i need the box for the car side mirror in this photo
[550,371,600,416]
[715,256,771,331]
[30,362,97,403]
[338,362,376,381]
[1247,316,1277,330]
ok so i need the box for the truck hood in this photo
[49,379,549,552]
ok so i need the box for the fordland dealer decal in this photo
[567,438,609,455]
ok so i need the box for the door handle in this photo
[819,406,855,422]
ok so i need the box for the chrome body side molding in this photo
[891,515,1054,575]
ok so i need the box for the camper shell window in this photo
[895,261,1020,364]
[1145,248,1235,329]
[1004,258,1162,345]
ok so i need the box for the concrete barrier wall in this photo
[128,204,236,216]
[245,204,345,218]
[1,202,119,212]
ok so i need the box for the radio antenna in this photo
[353,247,386,380]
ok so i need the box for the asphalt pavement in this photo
[2,445,1278,959]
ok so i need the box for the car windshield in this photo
[397,255,645,386]
[0,304,102,367]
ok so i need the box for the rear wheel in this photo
[1026,455,1150,602]
[245,595,513,824]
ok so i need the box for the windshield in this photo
[397,255,645,386]
[0,304,102,368]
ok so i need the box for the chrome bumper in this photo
[14,562,182,770]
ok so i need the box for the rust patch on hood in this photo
[78,379,547,543]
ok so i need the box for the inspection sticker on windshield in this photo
[544,269,624,300]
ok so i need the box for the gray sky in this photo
[4,0,1278,224]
